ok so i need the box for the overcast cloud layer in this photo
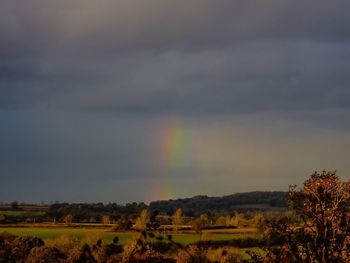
[0,1,350,203]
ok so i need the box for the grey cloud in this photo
[48,42,349,114]
[1,1,350,114]
[2,1,350,51]
[1,110,349,203]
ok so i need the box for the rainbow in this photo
[148,118,190,201]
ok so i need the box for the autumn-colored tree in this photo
[63,214,73,225]
[102,215,110,225]
[251,213,265,231]
[266,171,350,263]
[230,212,246,227]
[192,214,209,239]
[134,209,149,231]
[225,215,231,226]
[172,208,183,233]
[215,215,227,226]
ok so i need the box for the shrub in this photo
[132,249,175,263]
[11,236,44,261]
[45,235,81,255]
[112,218,133,231]
[149,241,173,253]
[207,247,244,263]
[66,243,97,263]
[174,245,208,263]
[25,246,66,263]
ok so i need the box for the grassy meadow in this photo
[0,226,262,245]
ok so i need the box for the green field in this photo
[0,227,128,244]
[170,232,262,245]
[0,227,261,245]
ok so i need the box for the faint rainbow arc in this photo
[150,118,189,201]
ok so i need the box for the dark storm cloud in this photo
[0,0,350,114]
[1,1,350,203]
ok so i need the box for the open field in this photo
[0,227,130,244]
[0,227,262,245]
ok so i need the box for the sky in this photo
[1,0,350,203]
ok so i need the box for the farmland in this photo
[0,225,265,261]
[0,226,262,245]
[1,172,348,262]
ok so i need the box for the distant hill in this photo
[149,191,287,216]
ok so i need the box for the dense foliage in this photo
[46,202,148,224]
[1,191,286,224]
[150,191,287,216]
